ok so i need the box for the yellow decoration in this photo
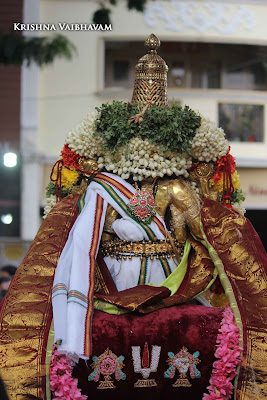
[215,171,240,192]
[52,166,80,188]
[232,171,240,189]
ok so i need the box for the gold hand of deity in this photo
[148,178,202,242]
[169,179,203,241]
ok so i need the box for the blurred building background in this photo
[1,0,267,266]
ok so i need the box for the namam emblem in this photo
[164,347,201,387]
[88,348,126,389]
[132,343,161,387]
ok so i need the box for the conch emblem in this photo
[132,343,161,387]
[164,347,201,387]
[127,187,157,224]
[88,348,126,389]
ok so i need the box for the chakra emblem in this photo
[127,187,157,225]
[164,347,201,387]
[88,348,126,389]
[132,343,161,387]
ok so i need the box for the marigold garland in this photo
[51,165,80,189]
[215,171,240,193]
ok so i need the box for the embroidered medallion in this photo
[132,343,161,387]
[127,186,157,224]
[88,348,126,389]
[164,347,201,387]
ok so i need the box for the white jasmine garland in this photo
[63,112,231,182]
[65,110,105,159]
[98,137,192,181]
[43,195,57,219]
[232,202,246,216]
[190,117,229,162]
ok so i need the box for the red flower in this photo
[213,147,236,183]
[61,144,81,168]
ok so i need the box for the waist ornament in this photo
[101,238,184,260]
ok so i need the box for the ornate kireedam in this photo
[131,34,168,107]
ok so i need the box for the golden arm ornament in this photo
[169,205,187,243]
[169,179,203,241]
[189,162,219,201]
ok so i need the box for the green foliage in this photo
[45,182,70,199]
[127,0,147,12]
[96,102,139,151]
[0,33,76,66]
[231,189,245,204]
[95,101,201,154]
[141,104,201,153]
[93,7,111,25]
[93,0,151,24]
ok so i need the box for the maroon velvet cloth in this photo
[73,305,223,399]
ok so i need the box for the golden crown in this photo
[131,34,168,107]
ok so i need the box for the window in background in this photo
[170,62,186,88]
[218,103,264,142]
[104,41,267,91]
[113,60,130,82]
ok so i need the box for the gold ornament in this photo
[131,33,168,107]
[78,158,99,174]
[189,162,218,201]
[101,238,183,260]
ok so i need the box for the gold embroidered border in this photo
[0,194,80,399]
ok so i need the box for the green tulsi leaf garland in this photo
[45,182,70,199]
[95,101,201,154]
[95,101,139,151]
[231,188,245,204]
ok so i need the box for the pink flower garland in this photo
[50,346,87,400]
[203,305,243,400]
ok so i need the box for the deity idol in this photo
[0,35,266,400]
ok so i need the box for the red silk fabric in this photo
[74,305,223,399]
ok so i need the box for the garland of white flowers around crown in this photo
[44,101,245,218]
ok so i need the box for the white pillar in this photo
[20,0,42,240]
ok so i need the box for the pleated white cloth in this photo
[52,173,170,360]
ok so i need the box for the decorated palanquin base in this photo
[74,305,223,399]
[0,34,267,400]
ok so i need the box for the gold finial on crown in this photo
[131,34,168,107]
[145,33,160,51]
